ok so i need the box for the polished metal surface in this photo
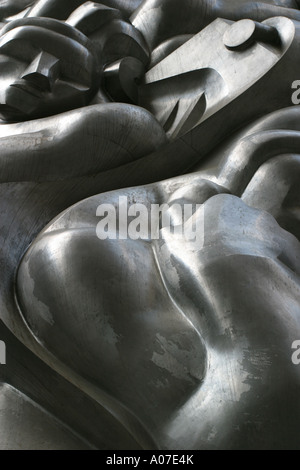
[0,17,102,120]
[0,1,34,21]
[26,0,144,20]
[139,15,300,143]
[131,0,300,49]
[0,0,300,450]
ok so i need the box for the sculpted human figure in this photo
[0,105,297,449]
[0,17,102,121]
[0,11,150,120]
[0,15,166,183]
[1,12,300,184]
[15,106,300,448]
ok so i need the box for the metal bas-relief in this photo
[0,0,300,450]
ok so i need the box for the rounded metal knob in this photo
[223,19,280,50]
